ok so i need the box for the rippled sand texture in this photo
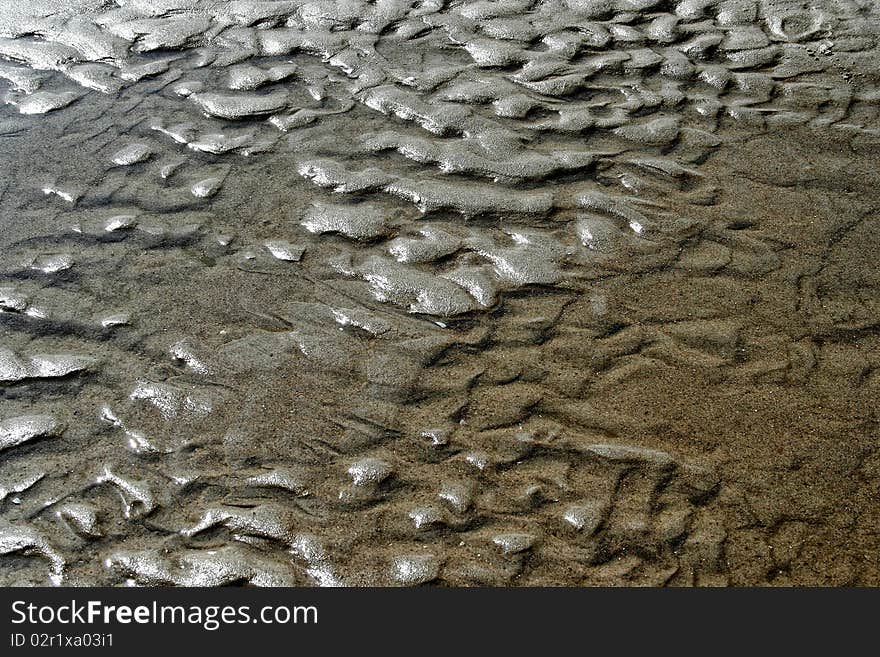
[0,0,879,586]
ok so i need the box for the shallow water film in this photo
[0,0,879,587]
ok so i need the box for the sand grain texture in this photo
[0,0,878,586]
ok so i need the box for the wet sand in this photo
[0,0,879,586]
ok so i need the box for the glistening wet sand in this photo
[0,0,879,586]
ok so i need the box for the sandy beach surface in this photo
[0,0,879,586]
